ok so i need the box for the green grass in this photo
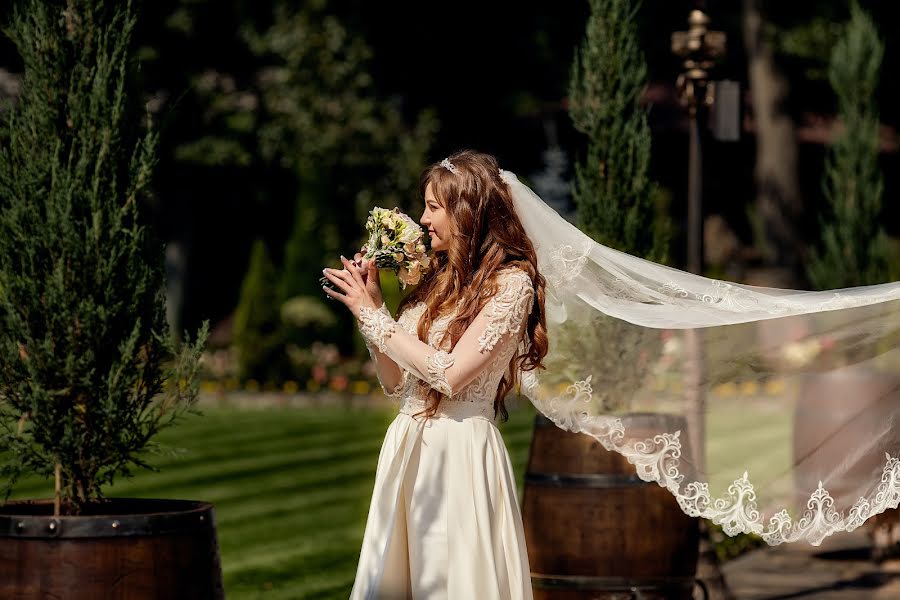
[7,403,538,600]
[5,396,788,598]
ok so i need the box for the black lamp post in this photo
[671,6,727,277]
[671,6,736,600]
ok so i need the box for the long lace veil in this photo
[500,169,900,546]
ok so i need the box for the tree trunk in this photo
[742,0,804,284]
[54,463,61,518]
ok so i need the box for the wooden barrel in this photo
[522,413,699,600]
[0,498,224,600]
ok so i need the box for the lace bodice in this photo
[359,266,535,420]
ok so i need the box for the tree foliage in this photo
[558,0,672,414]
[244,3,437,301]
[0,0,208,513]
[568,0,669,263]
[806,3,892,288]
[135,2,436,375]
[232,2,437,373]
[232,239,286,383]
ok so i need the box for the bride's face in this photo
[420,182,450,252]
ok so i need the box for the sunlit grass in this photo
[7,402,537,600]
[6,395,784,598]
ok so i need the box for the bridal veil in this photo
[501,169,900,546]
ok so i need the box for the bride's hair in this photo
[397,149,549,421]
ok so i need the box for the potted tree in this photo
[519,2,700,599]
[0,1,218,597]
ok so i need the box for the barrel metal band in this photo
[525,471,652,488]
[0,499,216,539]
[531,573,696,591]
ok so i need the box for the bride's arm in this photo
[363,327,406,397]
[356,269,534,398]
[350,254,405,397]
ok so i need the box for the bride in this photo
[322,149,544,599]
[324,148,900,598]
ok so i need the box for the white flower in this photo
[397,219,421,244]
[361,206,433,287]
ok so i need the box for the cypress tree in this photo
[568,0,670,263]
[560,0,671,414]
[0,0,208,514]
[806,3,891,289]
[232,239,286,383]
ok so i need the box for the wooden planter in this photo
[522,413,700,600]
[0,498,224,600]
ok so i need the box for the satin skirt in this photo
[349,407,533,600]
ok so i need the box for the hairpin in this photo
[439,158,459,174]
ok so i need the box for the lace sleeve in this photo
[477,270,535,353]
[359,303,406,397]
[356,268,534,397]
[357,303,396,353]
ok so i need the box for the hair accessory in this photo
[439,158,459,174]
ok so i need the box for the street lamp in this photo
[671,8,727,275]
[672,3,728,482]
[671,0,728,487]
[672,8,735,600]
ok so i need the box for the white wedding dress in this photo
[350,265,534,600]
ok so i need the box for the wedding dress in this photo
[350,265,535,600]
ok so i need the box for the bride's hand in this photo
[322,255,381,319]
[352,252,384,307]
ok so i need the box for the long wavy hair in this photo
[397,150,548,421]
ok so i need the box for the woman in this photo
[325,148,900,597]
[322,150,546,599]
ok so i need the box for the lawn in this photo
[7,401,539,600]
[6,394,783,598]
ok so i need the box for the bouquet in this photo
[319,206,433,293]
